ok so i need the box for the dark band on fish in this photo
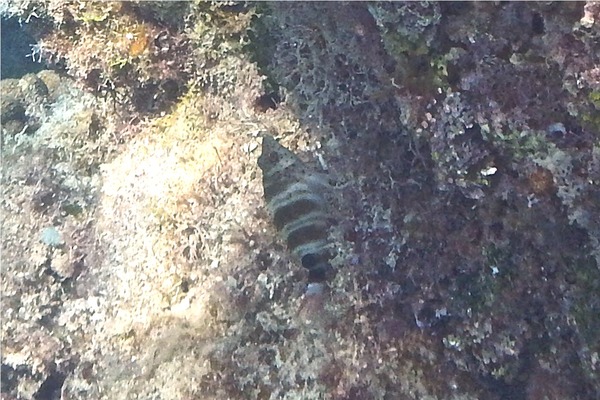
[273,199,321,230]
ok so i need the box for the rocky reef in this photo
[1,2,599,399]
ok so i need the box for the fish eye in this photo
[268,151,280,163]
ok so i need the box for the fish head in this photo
[257,134,281,171]
[258,134,300,175]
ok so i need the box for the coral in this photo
[1,70,112,399]
[2,1,193,116]
[247,2,600,398]
[2,2,600,399]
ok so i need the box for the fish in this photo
[258,134,334,284]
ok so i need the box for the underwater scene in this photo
[1,2,599,399]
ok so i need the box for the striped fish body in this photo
[258,135,333,282]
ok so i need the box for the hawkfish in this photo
[258,134,334,289]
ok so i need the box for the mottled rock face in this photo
[0,74,50,136]
[3,2,599,399]
[258,134,333,283]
